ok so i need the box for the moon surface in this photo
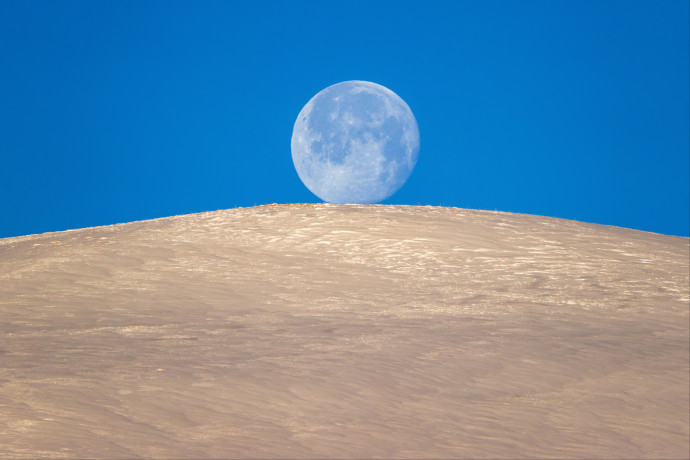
[291,81,420,204]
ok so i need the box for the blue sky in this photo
[1,0,688,237]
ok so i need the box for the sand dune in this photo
[1,204,688,458]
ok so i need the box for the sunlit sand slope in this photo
[1,204,688,458]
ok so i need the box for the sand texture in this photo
[1,204,688,458]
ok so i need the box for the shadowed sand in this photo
[1,204,688,458]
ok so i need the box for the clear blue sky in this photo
[1,0,688,237]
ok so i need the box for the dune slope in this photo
[1,204,688,458]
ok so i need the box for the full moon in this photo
[291,81,420,204]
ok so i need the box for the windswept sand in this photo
[1,204,688,458]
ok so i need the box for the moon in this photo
[291,81,420,204]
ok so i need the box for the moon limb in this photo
[291,81,420,204]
